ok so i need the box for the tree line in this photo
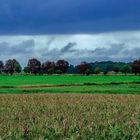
[0,58,140,75]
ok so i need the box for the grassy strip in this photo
[0,81,140,89]
[20,84,140,94]
[0,84,140,94]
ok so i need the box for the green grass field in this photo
[0,75,140,86]
[0,75,139,94]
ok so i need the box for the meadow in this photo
[0,75,140,94]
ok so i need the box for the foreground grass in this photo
[1,94,140,139]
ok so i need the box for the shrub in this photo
[56,70,63,74]
[94,67,101,74]
[85,69,91,76]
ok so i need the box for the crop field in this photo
[1,94,140,139]
[0,75,140,139]
[0,75,140,94]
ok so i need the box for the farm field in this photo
[1,94,140,139]
[0,75,139,94]
[0,75,140,139]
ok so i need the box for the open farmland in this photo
[0,75,140,94]
[1,94,140,139]
[0,75,140,139]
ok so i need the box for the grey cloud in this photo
[0,40,35,66]
[0,39,140,66]
[60,42,77,53]
[41,48,60,61]
[91,43,125,56]
[46,37,56,49]
[41,43,140,64]
[41,42,77,61]
[84,43,140,62]
[0,40,35,55]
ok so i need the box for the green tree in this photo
[77,61,91,75]
[121,65,131,75]
[132,60,140,75]
[27,58,41,75]
[103,71,108,75]
[47,68,54,75]
[56,70,63,74]
[94,67,101,74]
[55,60,69,74]
[0,61,4,74]
[42,61,55,74]
[4,59,21,75]
[15,64,22,73]
[113,66,120,74]
[85,69,91,76]
[23,66,30,73]
[106,64,114,72]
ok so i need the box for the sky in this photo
[0,0,140,66]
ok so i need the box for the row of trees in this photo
[0,59,69,75]
[77,60,140,75]
[0,59,140,75]
[76,61,131,75]
[0,59,21,75]
[25,59,69,75]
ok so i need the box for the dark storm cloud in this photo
[60,42,77,53]
[41,42,77,61]
[0,0,140,34]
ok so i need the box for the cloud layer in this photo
[0,31,140,66]
[0,0,140,34]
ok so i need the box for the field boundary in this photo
[0,81,140,89]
